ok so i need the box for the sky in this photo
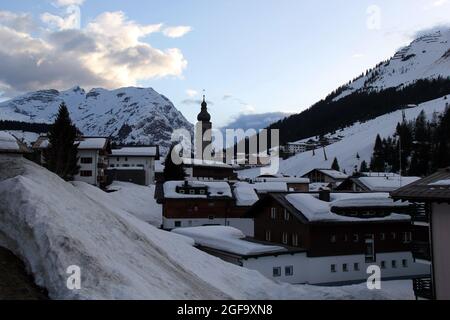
[0,0,449,127]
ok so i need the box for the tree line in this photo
[369,104,450,177]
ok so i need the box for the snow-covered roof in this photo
[155,159,164,173]
[284,193,411,223]
[309,183,332,192]
[163,181,233,199]
[428,179,450,186]
[317,169,349,180]
[358,176,420,192]
[172,226,287,256]
[76,137,109,150]
[111,147,158,157]
[233,182,288,206]
[181,158,233,169]
[0,131,29,153]
[361,172,400,178]
[255,177,310,184]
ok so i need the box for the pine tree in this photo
[370,134,385,172]
[163,143,186,181]
[44,103,80,181]
[360,160,368,173]
[331,157,340,171]
[409,111,431,176]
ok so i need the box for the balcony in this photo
[412,241,432,262]
[413,277,434,300]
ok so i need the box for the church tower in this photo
[195,95,212,160]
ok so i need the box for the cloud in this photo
[0,10,187,97]
[181,98,214,106]
[433,0,449,7]
[352,53,365,59]
[186,89,198,97]
[53,0,85,7]
[163,26,192,38]
[221,112,290,131]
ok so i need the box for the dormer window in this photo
[189,189,195,195]
[199,190,205,195]
[179,190,185,194]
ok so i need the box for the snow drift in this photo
[0,157,413,299]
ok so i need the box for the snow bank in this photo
[0,156,415,300]
[233,182,260,206]
[0,131,21,151]
[429,179,450,186]
[172,226,286,256]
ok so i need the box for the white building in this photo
[286,142,308,154]
[32,135,111,187]
[108,146,159,185]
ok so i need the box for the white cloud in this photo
[433,0,449,7]
[53,0,85,7]
[352,53,365,59]
[0,11,35,33]
[0,10,187,96]
[186,89,198,97]
[163,26,192,38]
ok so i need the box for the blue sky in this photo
[1,0,449,126]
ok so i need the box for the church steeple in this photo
[197,95,211,122]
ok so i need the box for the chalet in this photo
[156,180,254,236]
[0,131,31,157]
[245,191,429,285]
[255,174,310,192]
[391,168,450,300]
[337,172,420,192]
[181,158,238,181]
[302,169,348,189]
[107,146,160,185]
[32,135,111,187]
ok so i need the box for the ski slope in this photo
[239,96,449,179]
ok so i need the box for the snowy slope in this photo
[335,29,450,101]
[0,156,414,300]
[239,96,449,179]
[0,86,193,154]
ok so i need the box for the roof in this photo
[255,176,310,184]
[356,176,419,192]
[172,226,287,256]
[32,135,110,151]
[0,131,30,154]
[247,192,411,225]
[391,168,450,203]
[181,158,233,169]
[303,168,348,180]
[163,181,233,199]
[111,146,159,158]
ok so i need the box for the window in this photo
[285,266,294,277]
[80,170,92,177]
[381,261,386,269]
[282,232,288,245]
[292,234,299,247]
[179,190,185,194]
[116,157,120,161]
[208,215,214,220]
[354,263,360,271]
[174,221,181,228]
[110,164,115,168]
[125,157,128,161]
[284,209,290,221]
[273,267,281,277]
[402,259,408,268]
[189,190,195,195]
[391,232,397,240]
[365,235,375,263]
[330,235,337,243]
[80,157,93,164]
[265,231,271,242]
[344,234,348,242]
[331,264,337,273]
[199,190,206,195]
[392,260,397,268]
[380,233,386,241]
[402,232,412,243]
[353,234,359,243]
[343,264,348,272]
[270,208,277,219]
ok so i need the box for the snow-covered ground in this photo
[0,156,416,299]
[239,96,449,179]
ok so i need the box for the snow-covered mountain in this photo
[334,29,450,101]
[0,86,193,153]
[239,95,450,179]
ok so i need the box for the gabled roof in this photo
[302,168,348,180]
[338,175,421,192]
[32,135,110,151]
[391,168,450,203]
[111,146,159,159]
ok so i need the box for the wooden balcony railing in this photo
[413,277,434,300]
[412,241,432,262]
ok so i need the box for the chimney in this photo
[319,189,331,202]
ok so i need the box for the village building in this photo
[181,158,238,181]
[336,172,420,192]
[391,167,450,300]
[156,180,254,236]
[32,135,111,187]
[240,190,429,285]
[107,146,159,186]
[0,131,31,157]
[302,168,348,189]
